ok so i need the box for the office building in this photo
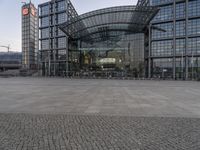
[59,5,158,78]
[38,0,200,79]
[38,0,78,76]
[0,52,22,71]
[22,2,38,69]
[39,0,158,77]
[148,0,200,79]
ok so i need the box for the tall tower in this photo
[22,2,38,69]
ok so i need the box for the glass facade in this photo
[39,0,78,76]
[0,52,21,65]
[176,21,185,36]
[41,17,49,27]
[152,22,173,39]
[188,19,200,35]
[57,13,67,24]
[0,52,22,71]
[152,40,173,56]
[149,0,200,80]
[176,39,185,55]
[153,5,173,21]
[152,58,173,78]
[59,5,158,78]
[68,33,145,77]
[38,0,200,79]
[188,37,200,55]
[151,0,172,5]
[176,3,185,19]
[188,0,200,17]
[40,5,49,15]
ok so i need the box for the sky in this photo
[0,0,137,52]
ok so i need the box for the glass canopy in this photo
[59,5,159,42]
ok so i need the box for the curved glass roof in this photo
[59,5,159,42]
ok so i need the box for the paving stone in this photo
[0,78,200,149]
[0,113,200,150]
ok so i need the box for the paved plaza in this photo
[0,77,200,149]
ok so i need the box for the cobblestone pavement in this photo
[0,113,200,150]
[1,78,200,149]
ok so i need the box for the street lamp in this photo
[181,51,184,80]
[191,51,194,80]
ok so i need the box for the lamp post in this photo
[191,51,194,80]
[182,51,184,80]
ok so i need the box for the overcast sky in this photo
[0,0,137,52]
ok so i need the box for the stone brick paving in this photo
[1,78,200,149]
[0,113,200,150]
[1,78,200,117]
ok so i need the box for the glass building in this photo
[38,0,78,76]
[59,6,159,78]
[0,52,22,71]
[148,0,200,79]
[39,0,200,79]
[22,2,38,69]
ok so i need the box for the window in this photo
[188,37,200,55]
[176,21,185,36]
[40,5,49,16]
[58,29,65,36]
[152,40,173,56]
[151,0,172,6]
[152,22,173,39]
[188,0,200,17]
[41,40,49,50]
[41,28,49,38]
[152,58,173,78]
[57,1,66,11]
[176,39,185,55]
[57,13,67,24]
[188,19,200,35]
[176,3,185,19]
[153,58,173,68]
[58,37,66,48]
[153,5,173,22]
[41,17,49,27]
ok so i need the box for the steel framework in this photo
[59,5,159,42]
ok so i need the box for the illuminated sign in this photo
[22,8,29,16]
[99,58,116,64]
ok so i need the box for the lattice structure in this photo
[59,6,159,42]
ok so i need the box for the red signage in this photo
[22,8,29,16]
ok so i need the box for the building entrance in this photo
[68,33,145,78]
[79,47,128,77]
